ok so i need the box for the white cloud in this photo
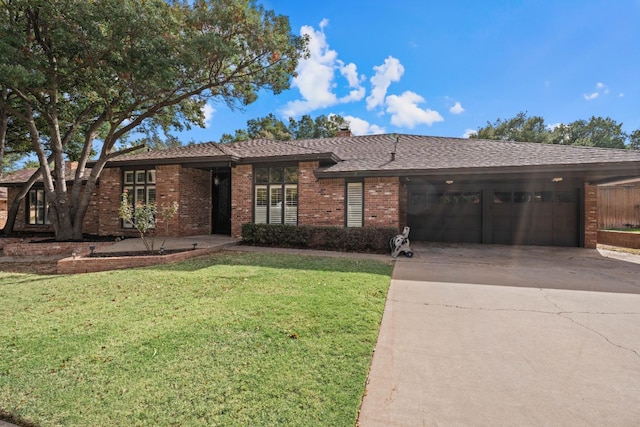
[385,91,444,128]
[619,93,625,97]
[202,103,215,128]
[584,82,609,101]
[366,56,405,110]
[281,20,365,117]
[463,129,476,138]
[546,122,563,131]
[449,101,464,115]
[343,115,385,135]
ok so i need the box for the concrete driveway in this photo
[358,244,640,426]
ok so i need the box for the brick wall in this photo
[298,161,345,227]
[231,164,253,238]
[584,182,598,248]
[597,230,640,249]
[98,167,132,237]
[178,167,211,236]
[364,176,400,229]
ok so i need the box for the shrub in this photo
[241,224,397,254]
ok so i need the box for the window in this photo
[27,189,49,225]
[122,169,156,229]
[254,166,298,225]
[346,182,363,227]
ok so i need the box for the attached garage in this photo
[491,189,579,246]
[407,182,581,247]
[408,190,483,243]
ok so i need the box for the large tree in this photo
[0,0,306,240]
[219,113,346,143]
[470,111,637,149]
[470,111,550,144]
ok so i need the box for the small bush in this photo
[241,223,397,254]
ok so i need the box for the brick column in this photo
[364,176,400,230]
[584,182,598,248]
[231,164,253,238]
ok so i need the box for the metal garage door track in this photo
[358,243,640,426]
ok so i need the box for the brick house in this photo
[3,133,640,248]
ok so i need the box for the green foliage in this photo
[470,112,550,143]
[0,252,391,426]
[118,192,179,252]
[241,223,398,254]
[220,113,346,143]
[627,129,640,150]
[0,0,307,240]
[470,111,638,149]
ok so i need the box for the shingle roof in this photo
[5,134,640,184]
[292,134,640,173]
[112,134,640,173]
[0,168,91,186]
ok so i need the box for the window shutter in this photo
[347,182,363,227]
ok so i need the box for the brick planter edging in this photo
[57,247,223,274]
[597,230,640,249]
[3,241,115,257]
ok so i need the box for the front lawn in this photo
[0,252,392,426]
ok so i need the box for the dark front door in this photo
[212,172,231,234]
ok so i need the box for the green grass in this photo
[604,228,640,233]
[0,252,392,426]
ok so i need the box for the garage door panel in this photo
[490,189,579,247]
[409,187,579,247]
[408,190,482,244]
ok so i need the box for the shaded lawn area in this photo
[0,252,393,426]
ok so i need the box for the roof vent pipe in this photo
[390,134,399,161]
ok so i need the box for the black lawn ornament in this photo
[390,226,414,258]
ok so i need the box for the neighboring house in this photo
[0,187,7,229]
[2,132,640,248]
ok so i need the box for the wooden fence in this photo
[598,186,640,229]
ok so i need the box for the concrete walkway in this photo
[358,243,640,426]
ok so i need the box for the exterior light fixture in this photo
[89,245,96,256]
[213,175,220,186]
[192,243,198,250]
[552,177,563,183]
[445,180,454,185]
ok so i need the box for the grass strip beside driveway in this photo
[0,252,392,426]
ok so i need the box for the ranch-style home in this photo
[3,131,640,248]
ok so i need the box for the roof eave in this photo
[237,152,341,165]
[99,155,239,168]
[314,161,640,180]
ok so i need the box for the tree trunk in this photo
[2,168,43,235]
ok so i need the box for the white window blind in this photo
[347,182,363,228]
[255,186,268,224]
[284,185,298,225]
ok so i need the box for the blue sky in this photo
[181,0,640,143]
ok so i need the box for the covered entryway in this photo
[211,169,231,234]
[407,182,581,247]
